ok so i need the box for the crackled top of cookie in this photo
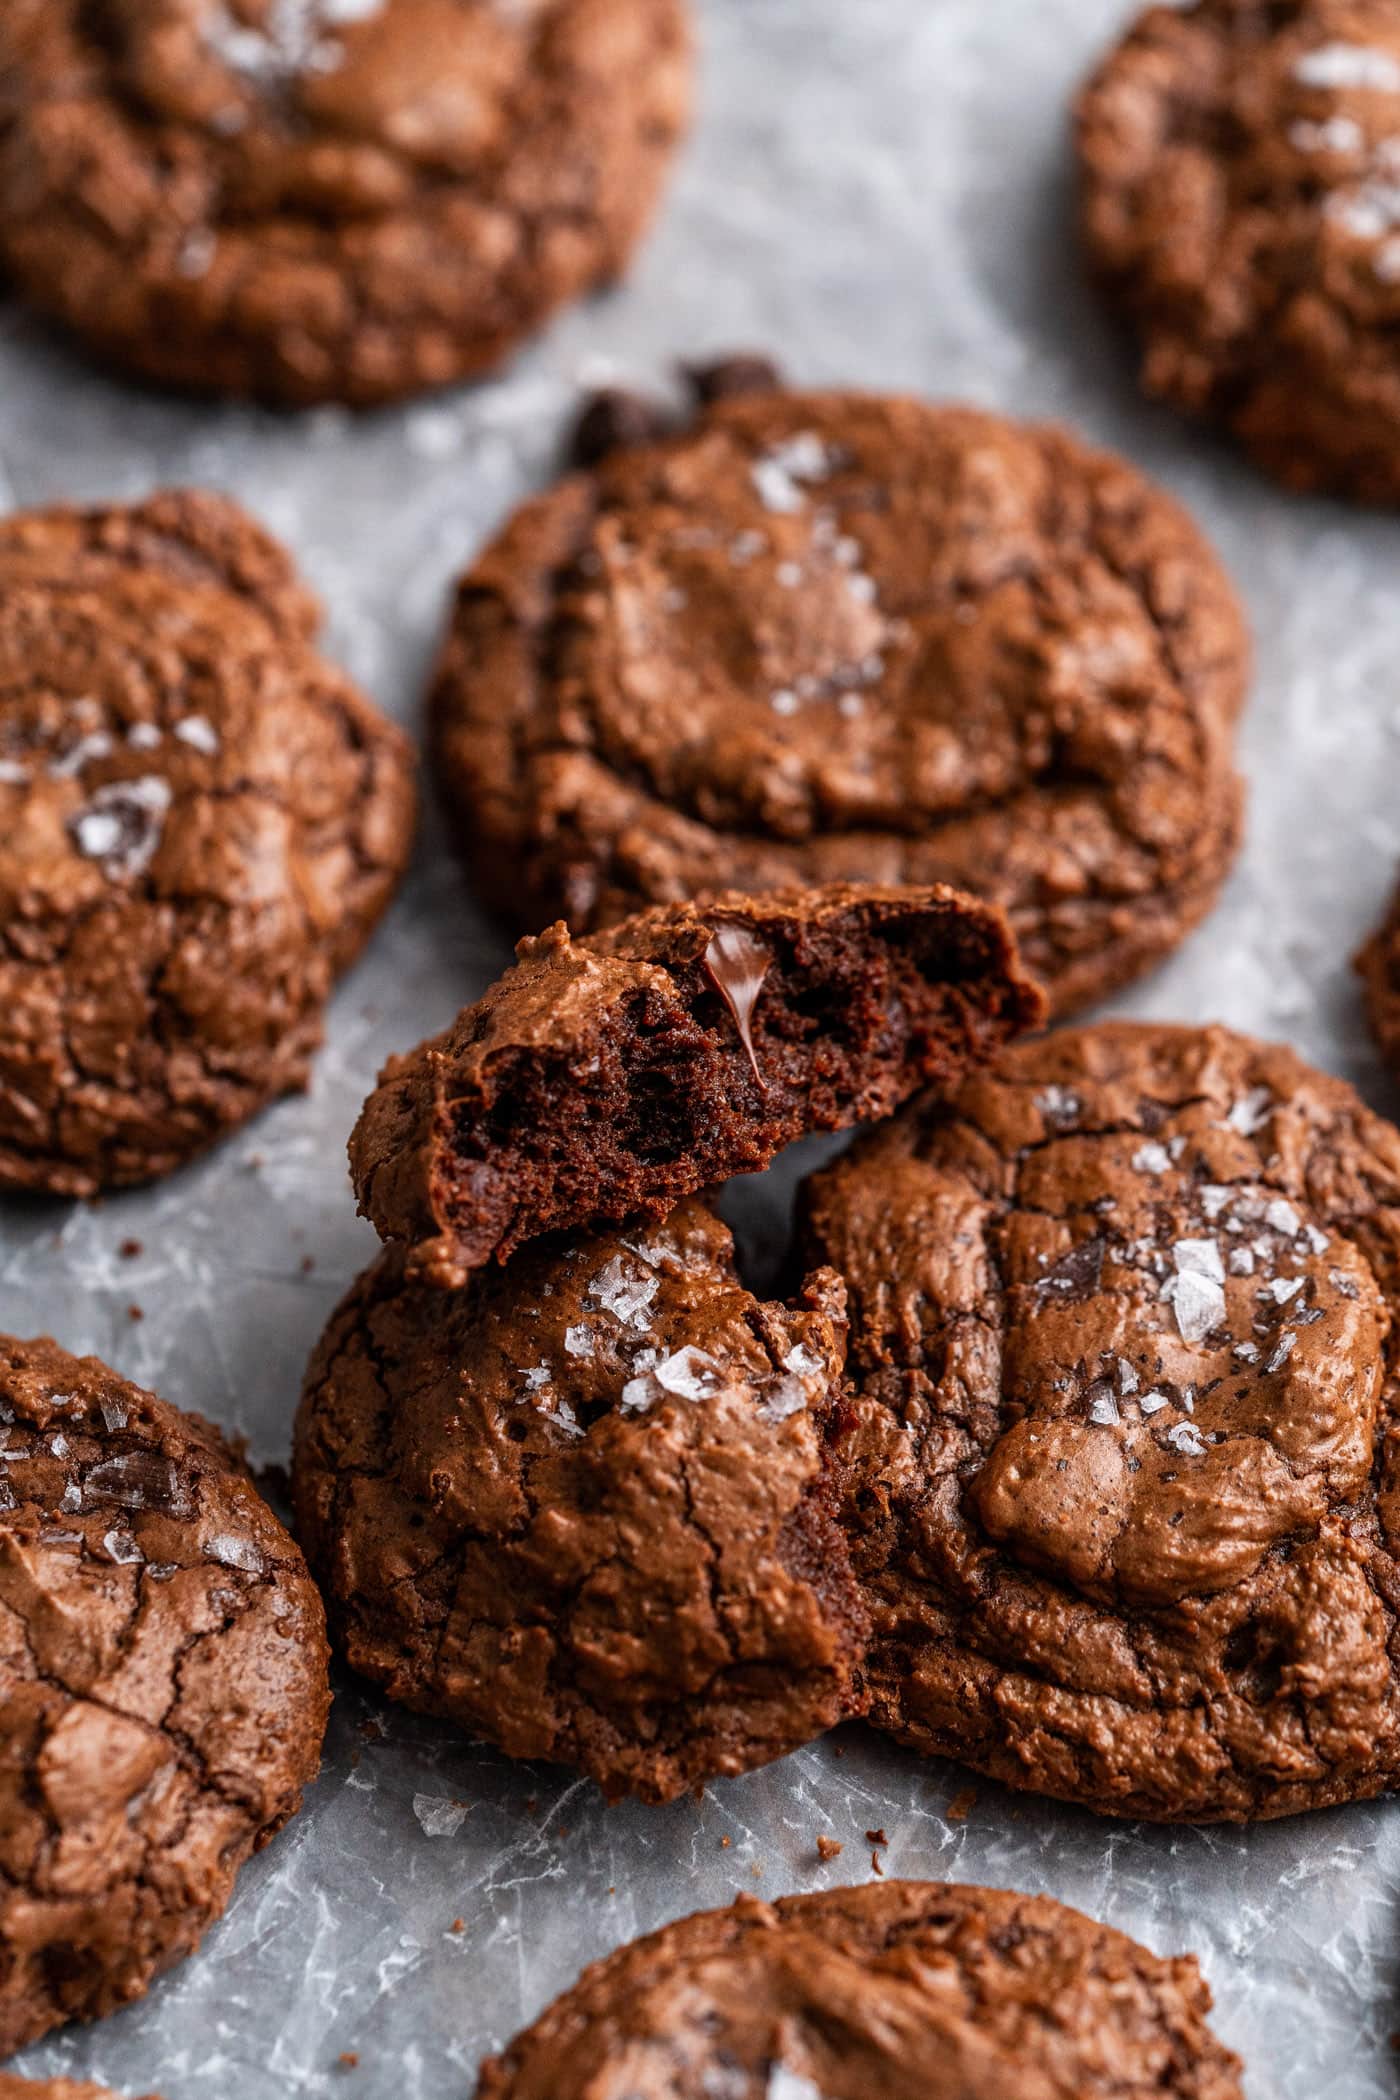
[0,0,690,404]
[802,1021,1400,1822]
[293,1199,867,1803]
[0,490,415,1195]
[0,1333,330,2054]
[432,387,1248,1016]
[1078,0,1400,499]
[476,1880,1244,2100]
[350,881,1043,1287]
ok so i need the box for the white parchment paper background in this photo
[4,2,1400,2092]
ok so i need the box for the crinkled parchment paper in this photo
[4,2,1400,2092]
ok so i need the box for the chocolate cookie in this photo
[801,1022,1400,1822]
[294,1200,866,1803]
[0,0,691,407]
[1356,874,1400,1078]
[0,2080,158,2099]
[349,883,1044,1288]
[0,491,416,1196]
[430,385,1249,1017]
[0,1334,331,2054]
[1078,1,1400,501]
[475,1880,1244,2099]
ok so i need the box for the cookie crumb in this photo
[337,2053,359,2071]
[946,1787,977,1823]
[816,1835,842,1861]
[119,1237,143,1259]
[127,1303,144,1322]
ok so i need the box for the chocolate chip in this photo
[567,388,673,469]
[684,353,785,405]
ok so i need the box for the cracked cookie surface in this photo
[349,882,1044,1288]
[801,1021,1400,1822]
[1079,0,1400,501]
[293,1198,867,1803]
[0,0,691,406]
[0,1333,331,2054]
[0,490,416,1196]
[430,386,1248,1018]
[475,1879,1244,2100]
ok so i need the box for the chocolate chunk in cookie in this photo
[430,385,1248,1018]
[475,1880,1244,2099]
[682,352,786,406]
[349,883,1044,1288]
[568,388,677,470]
[0,0,691,407]
[293,1200,865,1803]
[0,491,416,1196]
[0,1334,330,2054]
[1079,1,1400,501]
[802,1021,1400,1822]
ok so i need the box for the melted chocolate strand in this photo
[703,923,772,1086]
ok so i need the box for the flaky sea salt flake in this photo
[206,1533,265,1573]
[1133,1142,1172,1174]
[71,776,172,879]
[1266,1333,1298,1373]
[1165,1267,1225,1344]
[1294,42,1400,92]
[174,715,220,755]
[1226,1087,1274,1136]
[413,1794,467,1839]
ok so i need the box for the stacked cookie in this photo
[294,883,1043,1801]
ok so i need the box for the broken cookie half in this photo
[349,882,1045,1288]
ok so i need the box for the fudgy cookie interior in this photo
[350,882,1043,1285]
